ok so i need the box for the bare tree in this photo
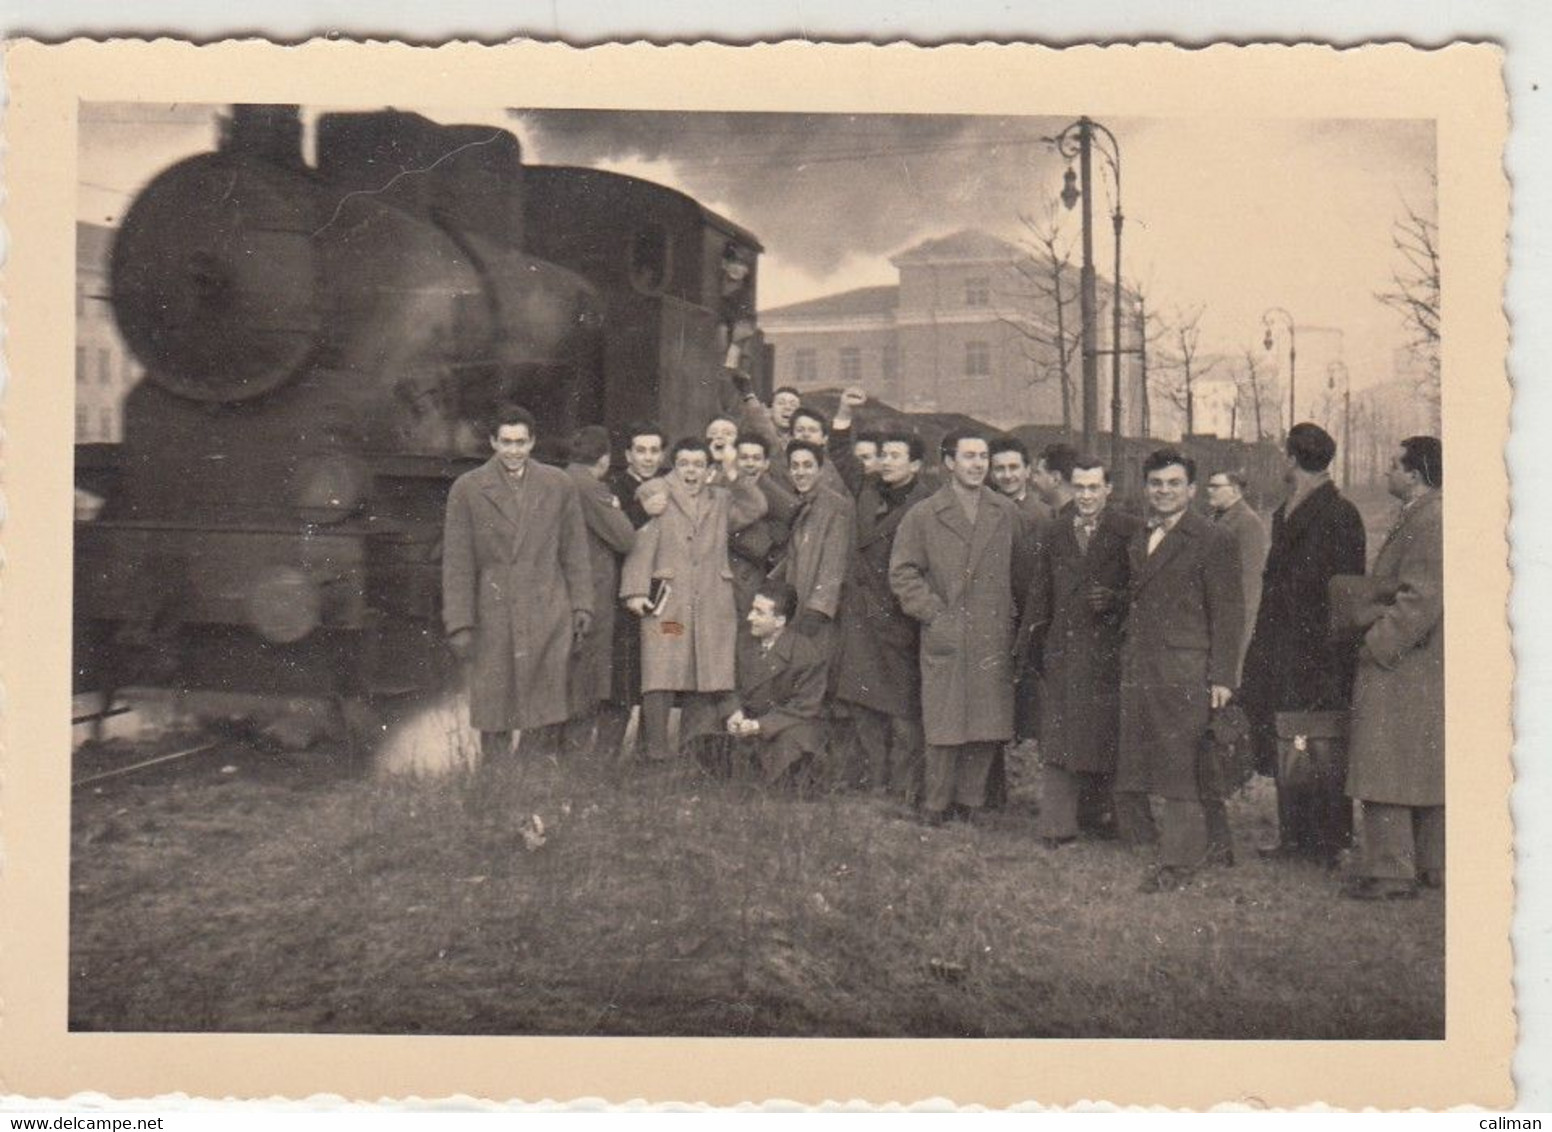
[1156,305,1219,438]
[1127,273,1172,438]
[1003,205,1083,429]
[1236,344,1272,441]
[1375,179,1441,427]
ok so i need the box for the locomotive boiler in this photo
[75,105,766,721]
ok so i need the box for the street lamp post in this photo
[1327,360,1352,488]
[1052,117,1124,472]
[1262,307,1297,430]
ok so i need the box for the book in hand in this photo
[644,578,672,617]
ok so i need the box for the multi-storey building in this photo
[76,221,140,443]
[760,228,1142,432]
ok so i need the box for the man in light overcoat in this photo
[1115,448,1243,891]
[442,404,593,764]
[1206,467,1269,681]
[890,428,1031,824]
[1344,436,1444,901]
[620,437,767,761]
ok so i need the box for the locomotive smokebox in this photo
[111,123,322,403]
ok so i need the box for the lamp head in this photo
[1061,166,1080,210]
[1262,329,1274,352]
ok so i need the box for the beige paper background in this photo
[0,40,1512,1108]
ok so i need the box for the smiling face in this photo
[791,413,826,445]
[736,441,769,479]
[788,447,822,496]
[1145,462,1195,518]
[1071,466,1111,519]
[877,440,919,487]
[944,438,990,491]
[626,432,664,480]
[705,418,739,461]
[990,450,1030,499]
[490,422,535,473]
[747,593,786,639]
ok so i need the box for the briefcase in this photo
[1274,710,1349,795]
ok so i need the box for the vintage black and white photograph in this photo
[60,90,1460,1044]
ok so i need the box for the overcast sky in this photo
[80,102,1435,401]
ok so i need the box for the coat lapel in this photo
[968,490,1002,569]
[1277,480,1337,553]
[931,489,973,545]
[476,459,531,545]
[1134,512,1195,589]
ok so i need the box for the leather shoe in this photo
[1138,865,1194,893]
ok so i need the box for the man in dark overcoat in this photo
[442,404,593,765]
[1115,448,1243,891]
[728,434,799,676]
[771,440,855,658]
[1343,436,1444,900]
[596,420,667,760]
[1239,423,1367,865]
[1017,455,1141,846]
[890,428,1031,825]
[561,426,637,761]
[725,579,830,787]
[829,388,935,801]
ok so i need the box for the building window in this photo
[98,349,112,385]
[793,348,818,383]
[839,347,862,384]
[76,346,86,384]
[627,223,670,295]
[965,277,990,307]
[965,340,991,377]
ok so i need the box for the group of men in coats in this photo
[442,388,1445,899]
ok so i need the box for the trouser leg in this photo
[479,729,513,760]
[1114,790,1158,847]
[1037,762,1082,840]
[984,745,1008,810]
[892,716,925,806]
[850,705,891,791]
[1077,772,1116,832]
[594,702,634,762]
[1414,805,1446,876]
[1275,772,1311,852]
[953,741,997,809]
[923,744,959,815]
[640,691,673,759]
[1160,798,1210,869]
[1358,801,1417,880]
[1315,779,1355,859]
[1204,798,1233,858]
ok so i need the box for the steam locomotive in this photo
[74,105,767,719]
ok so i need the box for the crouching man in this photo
[725,579,830,789]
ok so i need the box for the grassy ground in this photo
[68,733,1443,1038]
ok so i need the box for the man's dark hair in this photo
[623,420,667,449]
[705,413,739,433]
[1210,467,1249,490]
[855,429,887,451]
[989,435,1031,464]
[489,403,537,439]
[568,425,611,464]
[786,439,827,467]
[669,437,712,463]
[1399,435,1443,489]
[1286,422,1337,473]
[1072,455,1110,484]
[773,385,802,401]
[880,429,927,464]
[1142,446,1197,484]
[734,432,770,457]
[1038,442,1080,483]
[755,577,800,622]
[940,427,989,462]
[790,407,829,437]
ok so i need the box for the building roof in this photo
[890,228,1025,267]
[760,283,899,322]
[78,220,115,271]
